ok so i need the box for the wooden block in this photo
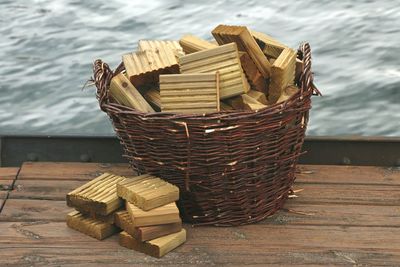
[179,43,250,99]
[295,58,304,82]
[126,202,180,227]
[115,210,182,241]
[247,90,268,105]
[123,48,179,88]
[212,24,271,78]
[239,52,267,93]
[251,30,287,59]
[179,35,218,54]
[119,229,186,258]
[159,72,220,114]
[143,87,161,111]
[110,73,155,113]
[227,94,268,111]
[220,102,234,111]
[117,174,179,211]
[268,47,297,103]
[66,173,126,216]
[277,85,299,104]
[66,211,119,240]
[77,208,118,224]
[138,40,184,57]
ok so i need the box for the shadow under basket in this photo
[92,43,320,226]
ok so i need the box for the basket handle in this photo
[299,43,321,96]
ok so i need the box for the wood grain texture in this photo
[115,210,182,241]
[126,202,180,227]
[226,94,267,111]
[212,24,272,78]
[276,85,299,104]
[143,87,161,111]
[67,173,126,215]
[160,73,220,114]
[117,174,179,211]
[179,43,250,99]
[179,35,218,54]
[251,30,287,59]
[119,229,186,258]
[123,48,179,87]
[138,40,184,57]
[17,162,134,181]
[66,211,119,240]
[239,52,267,93]
[109,73,155,113]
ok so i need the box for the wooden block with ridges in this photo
[239,52,267,93]
[77,208,117,224]
[143,87,161,111]
[179,43,250,99]
[251,30,287,59]
[66,211,119,240]
[159,73,220,114]
[123,48,179,87]
[268,47,297,103]
[138,40,185,57]
[179,35,218,54]
[117,174,179,211]
[115,210,182,242]
[110,73,155,113]
[212,24,271,78]
[66,173,126,216]
[119,229,186,258]
[126,202,180,227]
[277,85,299,104]
[227,94,268,111]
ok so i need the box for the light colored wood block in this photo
[119,229,186,258]
[143,87,161,111]
[117,174,179,211]
[247,90,268,105]
[295,58,304,82]
[159,72,220,114]
[126,202,181,227]
[138,40,185,57]
[268,47,297,103]
[66,211,119,240]
[179,43,250,99]
[110,73,155,113]
[212,24,271,78]
[227,94,268,111]
[123,48,179,87]
[277,85,299,103]
[251,30,287,59]
[239,52,267,93]
[179,35,218,54]
[115,210,182,242]
[66,173,126,216]
[77,208,118,224]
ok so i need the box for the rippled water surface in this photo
[1,0,399,136]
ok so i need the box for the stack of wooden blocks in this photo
[66,173,186,258]
[109,24,303,114]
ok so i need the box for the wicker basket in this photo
[93,43,320,226]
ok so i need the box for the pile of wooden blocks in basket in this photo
[109,24,303,114]
[66,173,185,258]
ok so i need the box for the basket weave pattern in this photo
[93,43,319,226]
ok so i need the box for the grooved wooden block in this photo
[143,87,161,110]
[269,47,297,103]
[247,90,268,105]
[179,35,218,54]
[117,174,179,211]
[227,94,268,111]
[126,202,180,227]
[251,30,287,59]
[239,52,267,93]
[66,173,126,216]
[277,85,299,104]
[138,40,184,57]
[159,73,220,114]
[179,43,249,99]
[110,73,155,113]
[66,211,119,240]
[77,208,118,224]
[212,24,271,78]
[115,210,182,242]
[119,229,186,258]
[123,48,179,87]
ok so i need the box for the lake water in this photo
[1,0,399,136]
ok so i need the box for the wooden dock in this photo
[1,162,399,266]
